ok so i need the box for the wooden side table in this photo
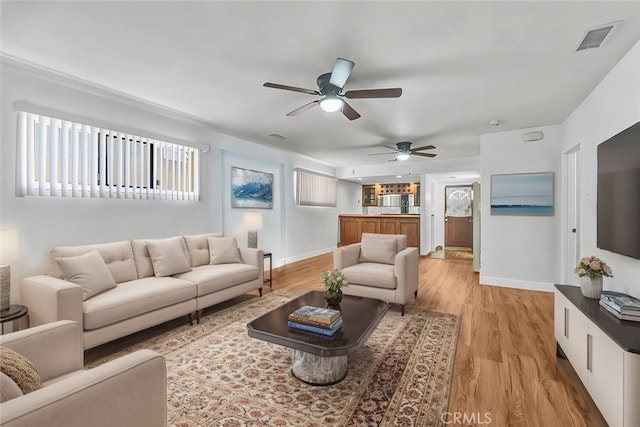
[263,252,273,287]
[0,304,29,334]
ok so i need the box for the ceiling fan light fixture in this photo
[396,152,411,161]
[319,96,344,112]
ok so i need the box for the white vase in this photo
[580,276,603,299]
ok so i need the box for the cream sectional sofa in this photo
[21,233,263,349]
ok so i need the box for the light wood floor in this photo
[263,252,607,427]
[86,252,607,426]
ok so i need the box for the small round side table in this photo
[0,305,29,334]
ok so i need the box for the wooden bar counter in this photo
[338,214,420,247]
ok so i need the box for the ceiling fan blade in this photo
[410,145,436,152]
[368,152,395,156]
[329,58,355,89]
[343,88,402,99]
[286,100,319,116]
[263,82,320,96]
[341,101,361,121]
[384,145,400,151]
[412,152,437,158]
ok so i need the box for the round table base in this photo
[290,349,347,386]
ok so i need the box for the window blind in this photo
[294,168,337,207]
[15,111,200,201]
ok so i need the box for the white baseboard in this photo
[479,275,555,293]
[280,247,334,267]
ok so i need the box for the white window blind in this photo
[294,168,337,207]
[15,111,200,201]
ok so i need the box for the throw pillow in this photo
[183,233,222,267]
[208,237,242,265]
[146,237,192,277]
[359,236,397,265]
[56,250,117,300]
[0,346,42,396]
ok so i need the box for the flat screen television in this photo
[597,120,640,259]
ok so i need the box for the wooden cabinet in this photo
[338,214,420,247]
[362,185,377,206]
[554,285,640,427]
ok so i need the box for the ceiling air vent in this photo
[575,21,623,52]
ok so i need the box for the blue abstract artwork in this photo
[231,167,273,209]
[491,172,554,216]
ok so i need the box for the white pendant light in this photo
[396,152,410,161]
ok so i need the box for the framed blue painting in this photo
[490,172,554,216]
[231,167,273,209]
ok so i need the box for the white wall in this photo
[218,140,361,266]
[562,40,640,299]
[480,125,563,291]
[0,60,360,303]
[0,60,219,286]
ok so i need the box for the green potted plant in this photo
[575,255,613,299]
[321,269,348,307]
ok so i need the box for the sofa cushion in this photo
[0,346,42,395]
[131,239,155,279]
[361,232,408,251]
[82,277,196,330]
[183,232,223,267]
[208,237,242,264]
[175,264,259,296]
[1,371,23,402]
[50,240,138,284]
[359,235,397,265]
[56,250,117,301]
[341,263,396,290]
[145,237,192,277]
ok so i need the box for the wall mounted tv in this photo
[597,120,640,259]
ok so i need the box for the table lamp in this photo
[244,212,263,249]
[0,228,20,311]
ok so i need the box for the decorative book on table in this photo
[600,291,640,316]
[599,299,640,322]
[288,306,341,326]
[288,318,343,336]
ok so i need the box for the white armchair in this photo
[334,233,419,315]
[0,321,167,427]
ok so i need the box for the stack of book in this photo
[288,305,343,336]
[599,291,640,322]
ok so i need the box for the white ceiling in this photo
[2,1,640,184]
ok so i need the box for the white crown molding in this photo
[1,53,215,130]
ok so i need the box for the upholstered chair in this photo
[334,233,419,315]
[0,321,167,427]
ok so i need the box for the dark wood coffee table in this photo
[247,291,388,385]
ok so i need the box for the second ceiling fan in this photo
[263,58,402,121]
[368,141,437,161]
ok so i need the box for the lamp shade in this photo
[244,212,263,231]
[0,229,19,265]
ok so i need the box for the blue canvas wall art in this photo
[491,172,554,216]
[231,167,273,209]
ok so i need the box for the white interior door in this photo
[565,146,580,283]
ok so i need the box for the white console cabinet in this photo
[554,285,640,427]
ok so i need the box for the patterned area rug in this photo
[88,292,460,426]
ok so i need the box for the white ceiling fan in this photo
[368,141,437,161]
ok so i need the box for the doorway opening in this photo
[444,185,474,257]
